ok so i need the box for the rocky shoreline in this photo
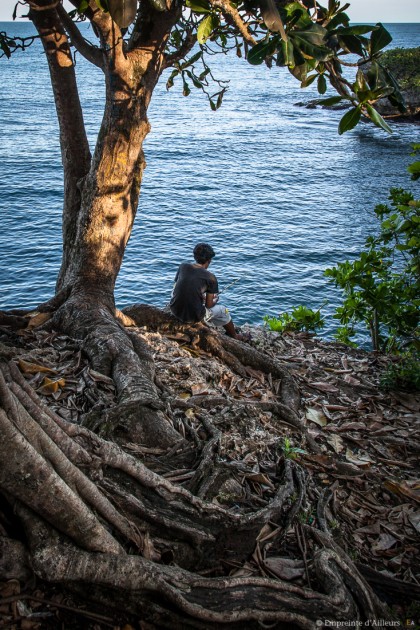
[294,99,420,123]
[296,46,420,124]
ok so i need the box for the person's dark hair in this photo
[193,243,215,264]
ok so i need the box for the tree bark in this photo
[29,1,92,291]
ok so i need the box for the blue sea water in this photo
[0,22,419,340]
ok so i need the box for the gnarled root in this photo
[20,513,390,629]
[50,296,182,447]
[122,303,301,415]
[0,302,397,626]
[0,358,301,568]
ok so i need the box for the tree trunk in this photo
[57,81,151,299]
[25,2,186,447]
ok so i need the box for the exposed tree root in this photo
[122,303,301,413]
[0,310,30,330]
[0,302,409,627]
[17,512,391,629]
[51,297,182,447]
[0,354,301,566]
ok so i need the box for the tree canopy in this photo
[1,0,405,135]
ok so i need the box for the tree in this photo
[0,0,408,626]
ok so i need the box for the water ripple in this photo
[0,22,419,343]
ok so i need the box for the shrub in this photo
[325,180,419,353]
[380,47,420,92]
[380,354,420,392]
[263,304,325,334]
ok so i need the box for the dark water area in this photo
[0,22,419,342]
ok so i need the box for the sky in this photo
[0,0,419,22]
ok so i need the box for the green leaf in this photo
[78,0,89,12]
[281,38,295,67]
[366,60,386,90]
[337,34,364,56]
[355,89,376,103]
[166,69,178,90]
[366,104,392,134]
[338,106,361,135]
[370,23,392,55]
[283,1,311,29]
[407,161,420,181]
[0,36,11,58]
[197,13,219,44]
[355,68,369,92]
[332,25,374,36]
[186,0,211,13]
[180,50,202,68]
[248,39,275,65]
[381,65,406,113]
[316,95,344,106]
[290,63,308,82]
[290,26,333,61]
[198,67,210,80]
[260,0,284,32]
[185,70,201,89]
[317,74,327,94]
[301,73,317,88]
[327,12,349,30]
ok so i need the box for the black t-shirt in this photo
[169,263,219,323]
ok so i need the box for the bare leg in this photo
[223,320,243,340]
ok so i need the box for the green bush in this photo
[325,167,420,353]
[263,305,325,334]
[380,354,420,392]
[380,47,420,92]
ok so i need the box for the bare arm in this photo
[205,293,218,308]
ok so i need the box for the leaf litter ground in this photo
[0,323,419,628]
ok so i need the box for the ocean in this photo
[0,21,419,341]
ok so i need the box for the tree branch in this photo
[87,1,127,73]
[163,29,196,70]
[209,0,257,46]
[28,1,91,292]
[57,4,104,69]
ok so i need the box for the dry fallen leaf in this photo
[384,479,420,504]
[344,374,361,386]
[309,382,339,393]
[264,557,305,580]
[306,407,327,427]
[246,472,275,489]
[88,369,114,385]
[37,377,65,395]
[337,422,367,432]
[18,358,55,375]
[326,434,344,454]
[372,532,398,552]
[191,383,209,396]
[354,522,381,535]
[27,311,52,329]
[345,449,374,468]
[408,511,420,533]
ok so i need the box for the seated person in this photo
[169,243,243,339]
